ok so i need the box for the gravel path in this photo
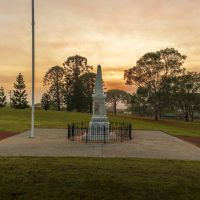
[0,128,200,160]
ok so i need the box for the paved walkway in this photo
[0,129,200,160]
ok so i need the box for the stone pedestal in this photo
[87,122,110,141]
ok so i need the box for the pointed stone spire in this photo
[94,65,103,95]
[89,64,109,139]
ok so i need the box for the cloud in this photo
[0,0,200,101]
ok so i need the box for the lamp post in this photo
[30,0,35,138]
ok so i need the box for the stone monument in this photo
[87,65,110,141]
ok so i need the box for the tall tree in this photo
[11,73,29,109]
[80,72,96,113]
[0,87,7,107]
[41,92,51,111]
[106,89,128,115]
[63,55,92,111]
[43,66,64,111]
[170,71,200,121]
[126,88,153,116]
[124,48,186,120]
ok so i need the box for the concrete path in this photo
[0,129,200,160]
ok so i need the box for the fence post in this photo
[69,124,71,139]
[81,121,83,136]
[67,124,69,139]
[72,123,74,141]
[104,126,106,144]
[86,127,88,143]
[120,125,123,142]
[129,123,132,140]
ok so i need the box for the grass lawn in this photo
[0,157,200,200]
[1,108,199,199]
[0,107,200,137]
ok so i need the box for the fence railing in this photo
[67,122,132,143]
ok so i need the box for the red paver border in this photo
[176,136,200,148]
[0,132,17,141]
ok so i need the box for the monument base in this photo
[84,121,110,141]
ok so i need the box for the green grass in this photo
[0,157,200,200]
[0,107,200,137]
[110,114,200,137]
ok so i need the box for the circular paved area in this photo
[0,128,200,160]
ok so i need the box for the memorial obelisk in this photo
[88,65,109,140]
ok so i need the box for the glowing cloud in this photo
[0,0,200,102]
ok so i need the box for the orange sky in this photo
[0,0,200,102]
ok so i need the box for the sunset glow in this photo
[0,0,200,102]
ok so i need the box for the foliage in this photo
[159,48,186,75]
[43,66,65,111]
[170,72,200,121]
[106,89,128,115]
[80,72,96,112]
[127,88,153,116]
[63,55,93,112]
[41,92,52,110]
[124,48,187,120]
[11,73,29,109]
[0,87,6,107]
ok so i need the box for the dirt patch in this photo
[0,132,17,141]
[176,136,200,148]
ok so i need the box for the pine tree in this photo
[41,92,51,110]
[63,55,93,111]
[11,73,29,109]
[0,87,7,107]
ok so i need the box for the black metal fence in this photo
[67,122,132,143]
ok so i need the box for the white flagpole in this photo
[30,0,35,138]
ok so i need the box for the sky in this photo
[0,0,200,103]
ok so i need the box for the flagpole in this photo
[30,0,35,138]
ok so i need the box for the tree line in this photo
[0,55,127,114]
[41,55,129,114]
[41,55,96,112]
[0,49,199,122]
[124,48,200,121]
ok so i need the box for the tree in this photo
[41,92,51,110]
[170,72,200,121]
[160,48,186,76]
[106,89,128,115]
[124,48,186,120]
[126,88,153,116]
[43,66,64,111]
[11,73,29,109]
[0,87,6,107]
[80,72,96,112]
[63,55,93,111]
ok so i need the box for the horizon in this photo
[0,0,200,103]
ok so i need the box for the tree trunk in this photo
[159,108,162,119]
[57,89,60,111]
[154,107,159,121]
[190,112,194,121]
[57,101,60,111]
[185,112,189,122]
[114,102,117,115]
[56,73,61,111]
[189,105,194,122]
